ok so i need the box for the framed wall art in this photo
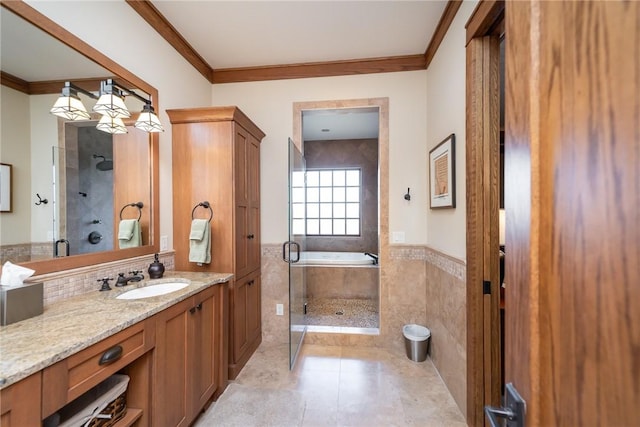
[0,163,12,212]
[429,134,455,209]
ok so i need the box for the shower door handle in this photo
[282,241,301,263]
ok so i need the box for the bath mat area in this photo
[194,383,306,427]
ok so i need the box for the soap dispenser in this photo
[148,253,165,279]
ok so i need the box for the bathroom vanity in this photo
[0,272,232,427]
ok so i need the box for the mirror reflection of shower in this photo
[92,154,113,171]
[58,123,115,255]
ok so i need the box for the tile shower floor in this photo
[194,343,466,427]
[306,298,378,328]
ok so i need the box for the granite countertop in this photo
[0,271,233,390]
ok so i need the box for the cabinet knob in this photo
[247,234,255,239]
[196,303,203,311]
[190,307,196,314]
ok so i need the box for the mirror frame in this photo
[2,1,160,275]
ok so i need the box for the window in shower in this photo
[291,168,361,236]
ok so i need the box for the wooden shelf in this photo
[114,408,143,427]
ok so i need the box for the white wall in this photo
[0,86,31,245]
[26,0,213,251]
[426,0,479,260]
[29,94,59,242]
[212,71,428,245]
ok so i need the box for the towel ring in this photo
[119,201,143,221]
[191,201,213,223]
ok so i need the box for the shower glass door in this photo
[286,137,307,369]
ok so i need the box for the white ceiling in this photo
[150,1,447,69]
[1,1,448,140]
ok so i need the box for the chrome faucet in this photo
[115,271,145,287]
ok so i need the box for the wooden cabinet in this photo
[167,107,265,379]
[0,373,42,427]
[153,284,227,427]
[232,271,261,363]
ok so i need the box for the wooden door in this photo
[154,299,191,427]
[190,286,217,417]
[247,134,261,272]
[232,275,250,360]
[504,1,640,425]
[234,125,251,278]
[246,272,261,343]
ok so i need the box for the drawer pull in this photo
[99,345,123,365]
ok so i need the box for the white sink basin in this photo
[116,282,190,300]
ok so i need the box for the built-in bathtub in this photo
[299,251,377,266]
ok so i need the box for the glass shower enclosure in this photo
[284,137,307,369]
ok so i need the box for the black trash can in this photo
[403,324,431,362]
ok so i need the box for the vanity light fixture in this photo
[93,79,130,118]
[49,81,97,121]
[134,102,164,133]
[50,79,164,134]
[96,115,128,134]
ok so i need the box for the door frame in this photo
[465,1,505,426]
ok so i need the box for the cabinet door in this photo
[246,273,261,343]
[154,298,191,427]
[0,373,41,427]
[235,125,251,278]
[247,134,261,273]
[232,272,261,361]
[232,275,250,360]
[190,286,217,416]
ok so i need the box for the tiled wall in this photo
[303,138,379,253]
[423,247,466,415]
[33,252,175,306]
[259,243,466,416]
[0,242,53,264]
[306,265,378,299]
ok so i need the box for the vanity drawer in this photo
[42,319,154,418]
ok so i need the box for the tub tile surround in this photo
[29,252,176,306]
[260,242,467,416]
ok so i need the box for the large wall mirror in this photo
[0,2,159,275]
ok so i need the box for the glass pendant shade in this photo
[96,115,128,134]
[93,93,130,118]
[135,105,164,133]
[50,95,90,120]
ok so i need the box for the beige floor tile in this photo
[202,342,465,427]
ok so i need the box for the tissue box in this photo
[0,282,43,325]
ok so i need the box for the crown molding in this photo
[127,0,462,84]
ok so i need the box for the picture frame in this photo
[0,163,12,212]
[429,134,456,209]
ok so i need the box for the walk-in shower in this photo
[295,107,381,333]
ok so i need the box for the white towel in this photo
[118,219,141,249]
[189,219,211,264]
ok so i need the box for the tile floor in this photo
[306,298,379,328]
[195,343,466,427]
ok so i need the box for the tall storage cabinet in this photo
[167,106,265,379]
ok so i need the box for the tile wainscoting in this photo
[28,252,176,306]
[260,243,466,417]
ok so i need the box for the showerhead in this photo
[92,154,113,171]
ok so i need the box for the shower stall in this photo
[286,107,381,365]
